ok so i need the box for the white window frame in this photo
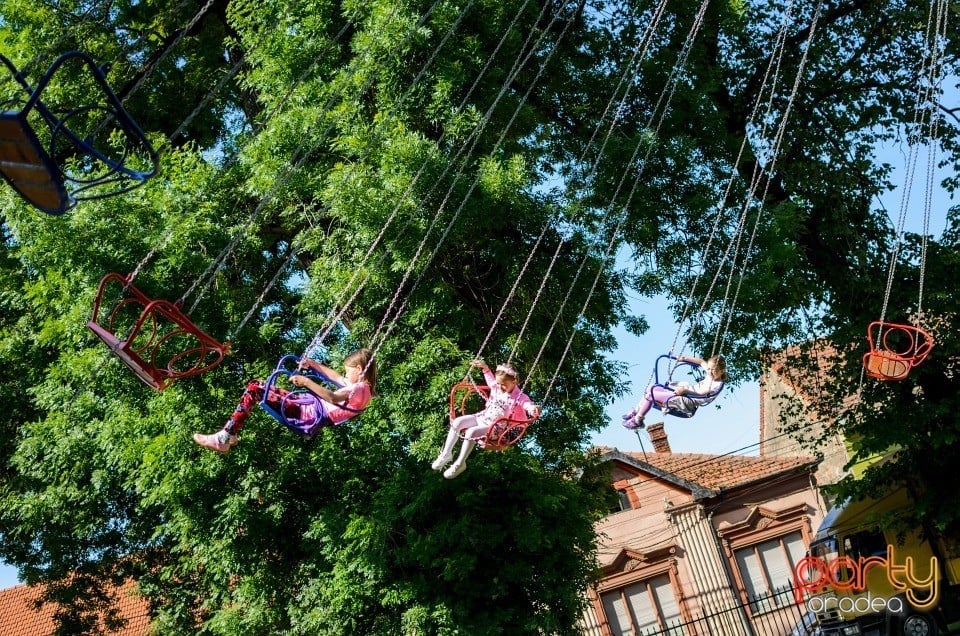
[733,530,806,614]
[601,573,686,636]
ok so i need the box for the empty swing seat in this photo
[448,381,538,451]
[87,273,229,391]
[0,112,69,214]
[0,51,158,215]
[863,321,933,381]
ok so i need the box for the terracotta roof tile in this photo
[0,580,150,635]
[620,450,817,491]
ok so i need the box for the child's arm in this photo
[290,373,351,403]
[300,358,346,387]
[674,355,706,395]
[517,393,541,417]
[671,381,693,394]
[470,359,496,386]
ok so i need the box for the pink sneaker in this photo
[193,431,237,454]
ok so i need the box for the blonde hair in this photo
[709,356,728,382]
[345,348,377,395]
[494,363,519,380]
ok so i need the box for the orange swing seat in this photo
[448,381,538,451]
[87,273,230,390]
[862,321,933,381]
[0,109,68,213]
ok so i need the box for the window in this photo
[734,531,806,613]
[600,574,684,635]
[613,489,632,512]
[844,530,887,560]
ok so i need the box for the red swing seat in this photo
[448,381,538,451]
[0,51,158,215]
[862,321,933,381]
[87,273,230,390]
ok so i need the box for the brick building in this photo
[580,423,826,636]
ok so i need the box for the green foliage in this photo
[0,0,619,632]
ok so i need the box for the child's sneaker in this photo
[622,416,645,430]
[443,461,466,479]
[431,452,453,471]
[193,430,237,454]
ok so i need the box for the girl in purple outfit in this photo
[623,354,727,429]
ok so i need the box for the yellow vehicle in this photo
[803,487,960,635]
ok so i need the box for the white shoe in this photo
[431,452,453,471]
[443,462,466,479]
[193,431,237,454]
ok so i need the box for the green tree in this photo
[594,0,960,538]
[1,0,618,633]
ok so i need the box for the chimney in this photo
[646,422,671,453]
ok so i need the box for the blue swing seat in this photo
[0,51,158,214]
[649,354,723,419]
[261,355,363,438]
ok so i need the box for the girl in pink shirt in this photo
[432,359,540,479]
[194,348,376,453]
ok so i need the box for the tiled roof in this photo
[607,447,817,492]
[0,580,150,635]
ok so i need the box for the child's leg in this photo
[223,380,269,436]
[637,385,676,418]
[458,422,489,455]
[444,423,487,479]
[433,414,477,469]
[457,439,476,461]
[446,414,478,449]
[459,422,490,443]
[646,385,677,413]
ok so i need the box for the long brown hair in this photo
[345,348,377,395]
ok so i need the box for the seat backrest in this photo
[0,113,71,213]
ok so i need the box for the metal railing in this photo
[603,583,817,636]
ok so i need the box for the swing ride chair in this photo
[0,51,159,215]
[260,355,358,438]
[87,272,230,391]
[862,321,934,381]
[648,354,723,419]
[448,381,539,452]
